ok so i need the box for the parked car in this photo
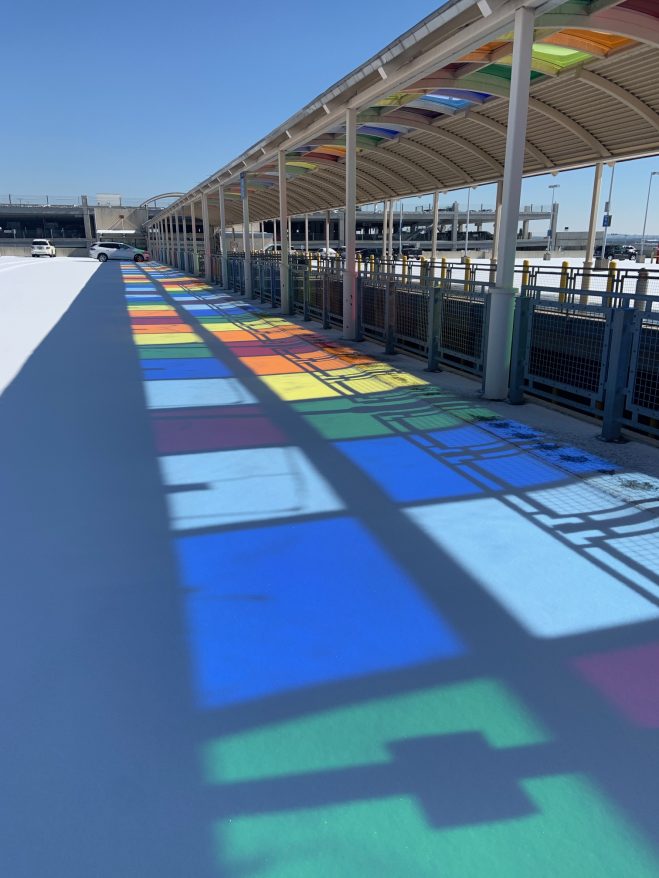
[595,243,637,260]
[89,241,150,262]
[308,246,338,257]
[31,239,56,257]
[263,244,304,256]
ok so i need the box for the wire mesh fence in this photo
[437,290,487,374]
[164,249,659,443]
[628,311,659,439]
[394,285,429,353]
[511,287,612,415]
[510,287,659,440]
[361,277,387,339]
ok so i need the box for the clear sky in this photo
[2,0,658,235]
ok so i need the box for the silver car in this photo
[89,241,149,263]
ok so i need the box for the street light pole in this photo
[398,198,404,256]
[601,162,616,256]
[639,170,658,262]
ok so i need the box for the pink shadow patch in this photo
[130,316,183,325]
[574,642,659,728]
[151,405,287,454]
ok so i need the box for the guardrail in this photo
[159,250,659,442]
[510,286,659,441]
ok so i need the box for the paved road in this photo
[0,256,100,393]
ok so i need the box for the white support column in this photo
[166,215,173,265]
[278,150,290,312]
[491,179,504,263]
[201,192,212,283]
[175,211,182,268]
[183,210,188,269]
[452,201,459,251]
[219,185,228,287]
[181,208,188,272]
[273,216,278,250]
[304,213,309,253]
[343,107,358,339]
[382,200,389,261]
[190,200,197,273]
[584,162,603,267]
[484,6,535,400]
[431,191,439,262]
[549,201,559,251]
[387,199,394,257]
[325,210,331,254]
[241,175,252,297]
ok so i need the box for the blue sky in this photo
[2,0,658,234]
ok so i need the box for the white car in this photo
[309,246,338,257]
[89,241,149,262]
[31,239,56,257]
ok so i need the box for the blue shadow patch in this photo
[335,436,481,503]
[176,517,465,707]
[141,358,233,380]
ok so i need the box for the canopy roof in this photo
[162,0,659,226]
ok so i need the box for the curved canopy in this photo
[160,0,659,227]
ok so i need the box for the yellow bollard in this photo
[420,256,427,281]
[606,259,617,306]
[356,253,363,275]
[441,257,447,282]
[635,268,649,311]
[369,254,375,276]
[521,259,530,289]
[559,260,569,303]
[463,256,471,292]
[402,254,408,280]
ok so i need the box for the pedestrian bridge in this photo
[150,0,659,404]
[3,258,659,876]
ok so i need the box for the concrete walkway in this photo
[2,260,659,877]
